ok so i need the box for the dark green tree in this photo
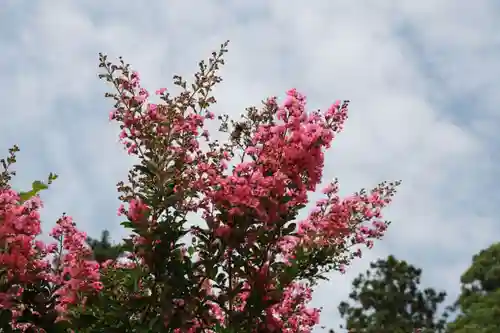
[447,242,500,333]
[86,230,124,264]
[334,255,448,333]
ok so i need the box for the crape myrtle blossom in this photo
[103,43,398,332]
[0,43,399,332]
[0,183,102,331]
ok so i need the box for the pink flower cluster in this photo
[105,66,398,332]
[50,215,102,314]
[0,186,101,327]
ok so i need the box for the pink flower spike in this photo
[155,88,167,95]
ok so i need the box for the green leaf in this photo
[18,180,51,202]
[282,222,296,235]
[47,172,58,184]
[120,221,134,228]
[131,271,140,292]
[0,309,13,327]
[19,190,36,201]
[32,180,49,191]
[133,164,156,177]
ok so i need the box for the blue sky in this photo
[1,0,500,331]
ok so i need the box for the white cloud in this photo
[1,0,499,331]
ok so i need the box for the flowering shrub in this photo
[0,147,100,332]
[0,41,400,332]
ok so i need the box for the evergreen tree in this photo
[334,255,448,333]
[447,242,500,333]
[86,230,124,264]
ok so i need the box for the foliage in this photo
[447,242,500,333]
[334,255,448,333]
[86,230,124,264]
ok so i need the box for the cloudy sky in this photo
[1,0,500,330]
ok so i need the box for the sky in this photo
[1,0,500,331]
